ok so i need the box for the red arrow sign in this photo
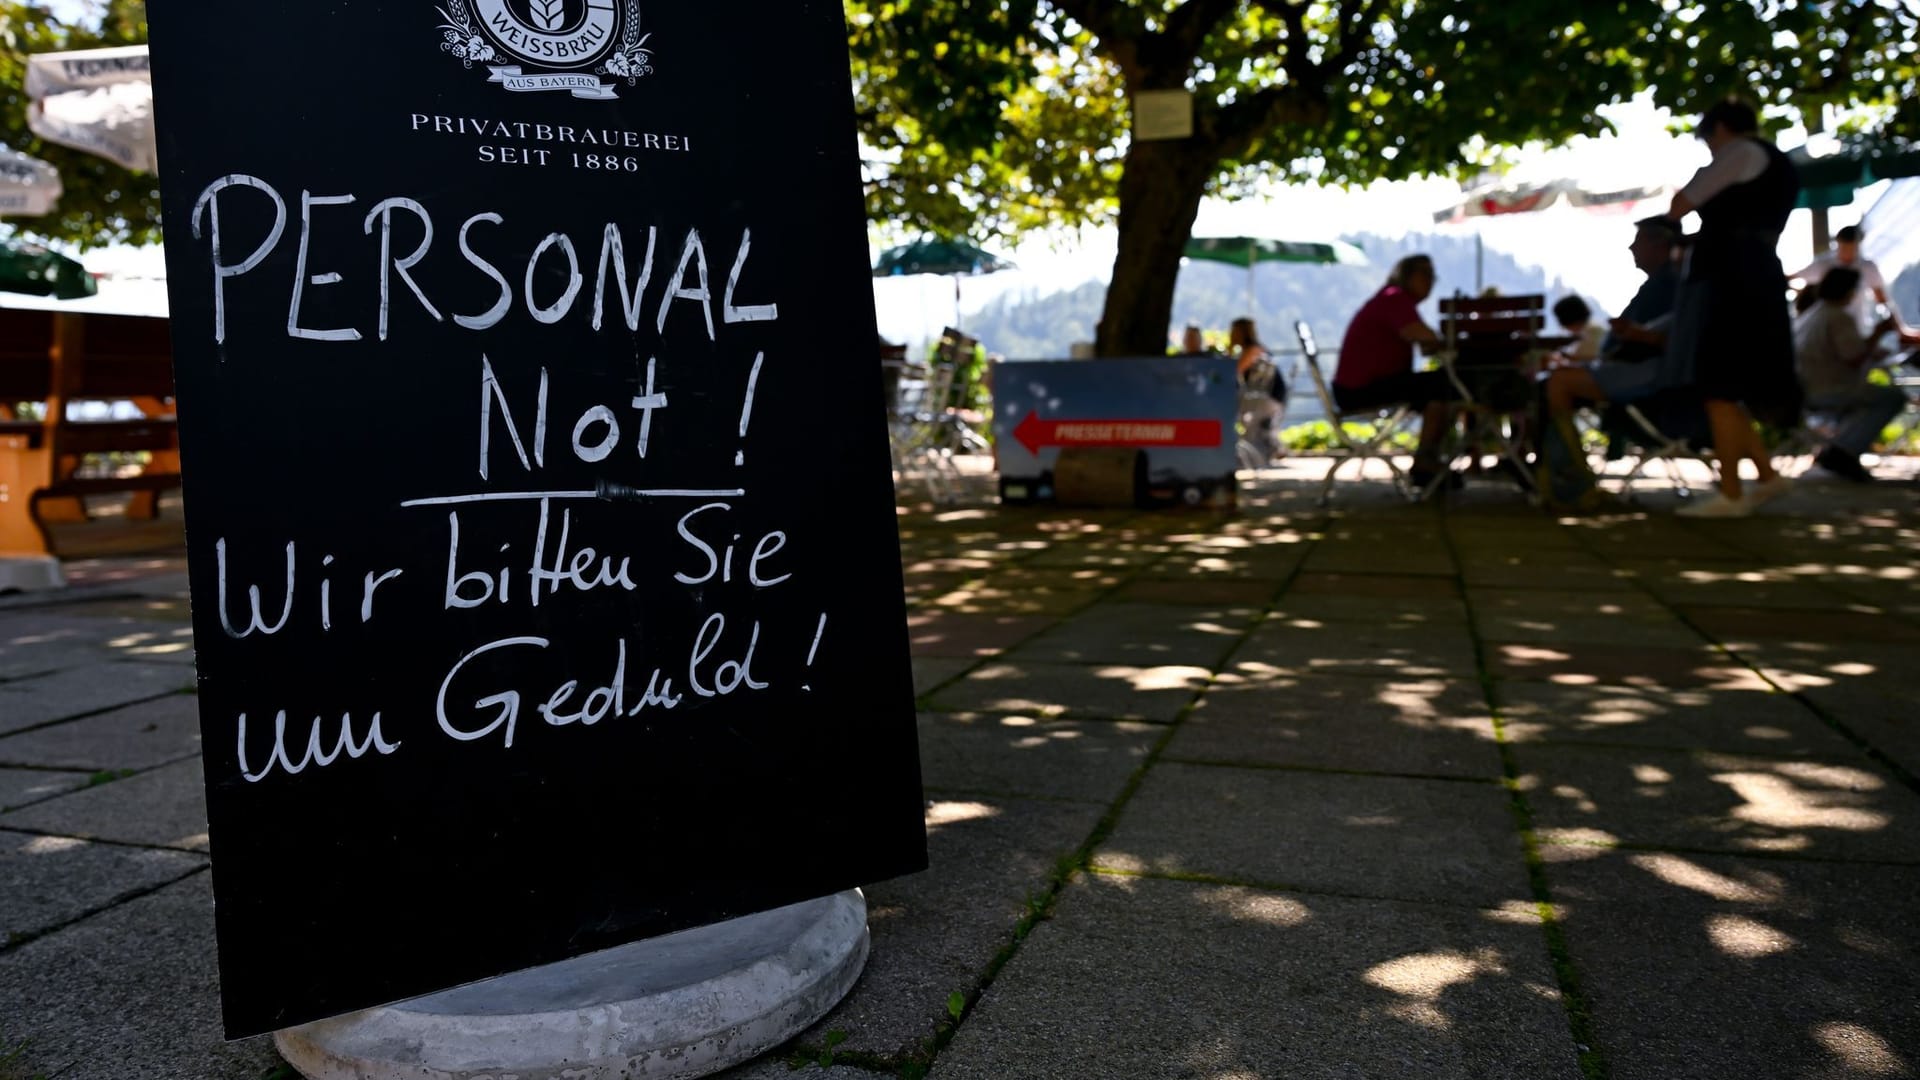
[1012,410,1223,455]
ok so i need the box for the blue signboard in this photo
[992,356,1240,507]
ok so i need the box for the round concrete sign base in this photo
[0,556,63,593]
[275,890,868,1080]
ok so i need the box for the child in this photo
[1552,295,1607,365]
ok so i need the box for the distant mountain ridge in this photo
[953,231,1583,360]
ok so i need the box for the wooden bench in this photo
[0,308,180,557]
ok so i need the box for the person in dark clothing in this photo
[1533,215,1686,509]
[1666,98,1802,517]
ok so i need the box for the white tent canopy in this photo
[0,145,62,216]
[25,44,155,173]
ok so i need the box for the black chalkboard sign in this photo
[148,0,926,1039]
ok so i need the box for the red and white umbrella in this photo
[25,45,156,173]
[1434,178,1671,224]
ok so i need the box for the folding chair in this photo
[929,327,992,455]
[1294,320,1413,505]
[1434,292,1552,497]
[1236,358,1283,471]
[1889,367,1920,452]
[1600,390,1714,499]
[888,356,962,505]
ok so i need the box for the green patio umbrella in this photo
[1788,132,1920,210]
[1182,235,1369,313]
[873,237,1017,330]
[0,237,96,300]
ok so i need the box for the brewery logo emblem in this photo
[436,0,652,100]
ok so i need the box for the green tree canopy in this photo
[849,0,1920,355]
[0,0,152,249]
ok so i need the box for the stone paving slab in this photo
[1725,640,1920,694]
[1460,556,1637,592]
[0,615,196,679]
[1288,571,1462,599]
[0,757,209,852]
[0,767,91,812]
[1785,680,1920,780]
[718,1060,879,1079]
[0,663,197,736]
[1571,520,1754,561]
[929,873,1581,1080]
[1487,642,1771,691]
[1302,546,1459,577]
[0,872,281,1080]
[912,657,976,697]
[1000,602,1257,668]
[918,713,1159,804]
[902,571,975,607]
[1515,744,1920,862]
[1681,606,1920,644]
[924,584,1106,616]
[1473,610,1704,648]
[1543,846,1920,1080]
[1468,587,1672,621]
[906,612,1055,658]
[0,694,204,772]
[798,794,1106,1060]
[1619,564,1860,610]
[1819,575,1920,619]
[1494,682,1863,758]
[1107,577,1280,606]
[1140,548,1307,582]
[1228,620,1479,681]
[926,661,1209,723]
[1096,763,1531,907]
[1017,545,1170,569]
[57,556,190,595]
[1169,676,1502,779]
[972,566,1130,592]
[1267,592,1471,628]
[20,596,194,622]
[1,827,204,944]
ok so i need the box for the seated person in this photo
[1542,216,1685,420]
[1332,254,1457,488]
[1175,320,1212,356]
[1794,267,1909,482]
[1789,224,1920,354]
[1533,217,1687,506]
[1551,296,1607,365]
[1232,317,1284,460]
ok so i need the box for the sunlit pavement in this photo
[2,462,1918,1079]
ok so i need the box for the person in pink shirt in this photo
[1334,254,1458,488]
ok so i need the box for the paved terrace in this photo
[2,462,1918,1080]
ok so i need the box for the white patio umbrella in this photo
[0,145,62,216]
[24,44,156,173]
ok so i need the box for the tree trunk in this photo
[1094,137,1216,357]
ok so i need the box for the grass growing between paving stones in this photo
[83,769,136,788]
[887,519,1320,1078]
[1440,509,1612,1080]
[0,1040,49,1080]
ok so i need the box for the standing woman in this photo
[1666,98,1802,517]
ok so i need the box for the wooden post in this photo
[1804,104,1832,255]
[35,314,89,525]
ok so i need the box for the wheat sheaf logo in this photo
[438,0,653,101]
